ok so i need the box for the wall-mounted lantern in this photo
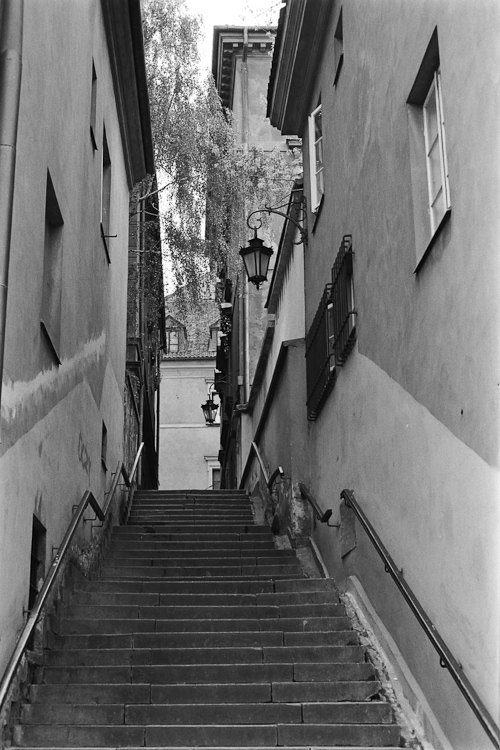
[241,195,308,289]
[201,395,219,426]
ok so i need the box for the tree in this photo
[141,0,297,307]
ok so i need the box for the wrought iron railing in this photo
[341,488,500,749]
[298,482,337,526]
[0,442,144,716]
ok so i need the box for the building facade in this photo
[236,1,500,748]
[0,0,156,689]
[158,291,220,490]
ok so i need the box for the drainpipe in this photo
[241,28,250,403]
[0,0,23,430]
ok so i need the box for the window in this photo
[308,104,324,212]
[41,171,64,364]
[101,421,108,470]
[407,29,451,268]
[423,69,450,234]
[90,60,97,150]
[306,235,356,420]
[208,324,220,352]
[166,329,180,354]
[333,9,344,87]
[101,126,111,261]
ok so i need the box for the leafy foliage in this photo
[141,0,297,308]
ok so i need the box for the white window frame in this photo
[308,104,324,212]
[423,69,450,234]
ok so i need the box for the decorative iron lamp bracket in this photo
[246,195,308,247]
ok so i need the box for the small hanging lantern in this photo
[201,396,219,425]
[239,230,273,289]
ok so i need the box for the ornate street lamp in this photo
[240,195,308,289]
[239,230,273,290]
[201,395,219,426]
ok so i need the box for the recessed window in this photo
[101,126,111,262]
[166,329,180,354]
[41,171,64,364]
[90,61,97,150]
[333,9,344,87]
[423,70,450,235]
[407,29,451,269]
[29,517,46,612]
[101,421,108,470]
[308,104,324,212]
[208,324,220,352]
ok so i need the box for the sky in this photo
[184,0,283,70]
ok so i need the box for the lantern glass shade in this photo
[239,231,273,288]
[201,397,218,425]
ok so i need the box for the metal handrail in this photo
[0,442,144,715]
[298,482,338,526]
[251,441,270,484]
[341,488,500,749]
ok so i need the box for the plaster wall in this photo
[158,359,220,489]
[0,0,134,675]
[301,0,500,468]
[307,350,500,749]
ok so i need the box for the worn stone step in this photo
[112,526,270,538]
[78,578,336,595]
[42,662,295,684]
[70,591,339,609]
[22,703,306,726]
[77,579,277,594]
[108,539,278,552]
[14,747,402,750]
[99,564,304,579]
[107,547,290,559]
[46,642,364,667]
[16,723,399,747]
[277,723,401,746]
[271,679,380,702]
[60,616,351,636]
[64,603,343,621]
[103,555,298,568]
[29,683,151,704]
[52,631,285,650]
[119,524,269,534]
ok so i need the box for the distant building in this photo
[158,288,220,490]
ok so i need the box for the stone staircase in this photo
[14,489,403,748]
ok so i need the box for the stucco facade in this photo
[238,1,500,748]
[0,0,154,682]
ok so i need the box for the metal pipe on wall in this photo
[0,0,23,433]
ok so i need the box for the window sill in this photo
[414,208,451,274]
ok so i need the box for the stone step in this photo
[98,564,304,579]
[108,539,279,551]
[22,700,393,726]
[44,644,364,667]
[60,615,352,636]
[112,528,272,540]
[51,630,356,651]
[102,555,299,568]
[70,590,340,607]
[76,578,337,595]
[106,548,295,559]
[14,746,402,750]
[30,679,380,705]
[63,603,345,620]
[41,661,374,685]
[14,722,401,747]
[120,524,269,534]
